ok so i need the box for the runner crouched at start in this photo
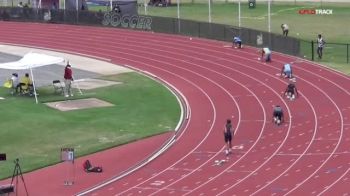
[284,82,299,101]
[281,63,293,78]
[261,47,272,62]
[273,105,284,125]
[233,36,242,49]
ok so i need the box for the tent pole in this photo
[208,0,211,23]
[72,76,83,95]
[30,67,39,104]
[238,0,241,27]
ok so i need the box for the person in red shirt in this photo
[64,63,73,97]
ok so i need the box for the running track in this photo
[0,22,350,196]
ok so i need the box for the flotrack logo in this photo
[298,9,333,15]
[102,12,152,30]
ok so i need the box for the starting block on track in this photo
[213,159,227,166]
[232,145,244,150]
[289,77,296,82]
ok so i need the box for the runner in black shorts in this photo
[224,119,233,155]
[284,82,298,100]
[273,105,284,125]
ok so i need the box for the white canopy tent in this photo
[0,53,65,104]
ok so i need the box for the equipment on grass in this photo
[0,153,6,161]
[10,159,29,196]
[3,80,12,88]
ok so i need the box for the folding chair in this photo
[52,80,64,94]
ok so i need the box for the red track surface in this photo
[0,22,350,196]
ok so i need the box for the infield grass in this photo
[0,72,181,179]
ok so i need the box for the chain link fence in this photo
[299,39,349,64]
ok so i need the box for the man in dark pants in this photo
[317,34,326,59]
[284,82,299,101]
[224,119,233,157]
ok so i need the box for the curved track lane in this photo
[0,22,349,195]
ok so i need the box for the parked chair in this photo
[53,80,64,94]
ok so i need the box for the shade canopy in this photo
[0,52,65,104]
[0,53,64,70]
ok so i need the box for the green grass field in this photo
[0,72,181,179]
[134,2,350,43]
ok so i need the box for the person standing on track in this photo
[224,119,233,156]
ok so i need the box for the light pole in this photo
[268,0,271,33]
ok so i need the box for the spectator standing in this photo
[10,73,19,95]
[317,34,326,59]
[64,62,74,97]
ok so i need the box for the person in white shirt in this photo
[281,63,292,78]
[10,73,19,95]
[317,34,326,59]
[232,36,242,48]
[261,47,271,62]
[281,24,289,36]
